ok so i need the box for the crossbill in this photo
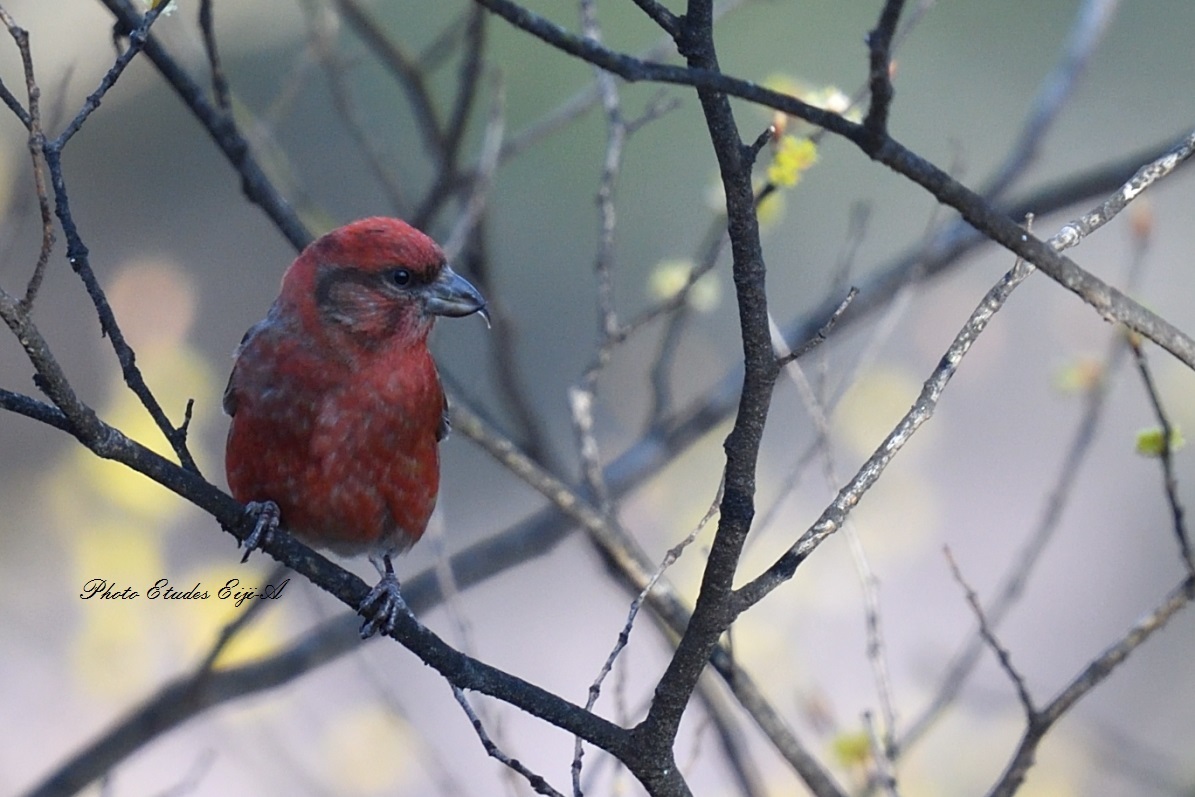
[223,217,487,637]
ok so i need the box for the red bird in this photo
[224,217,487,637]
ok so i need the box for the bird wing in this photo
[222,318,274,417]
[437,393,451,442]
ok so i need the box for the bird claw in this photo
[358,568,412,639]
[240,500,280,563]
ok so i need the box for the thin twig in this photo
[644,221,731,428]
[585,0,624,343]
[444,0,748,198]
[629,0,680,36]
[14,6,1190,797]
[985,576,1194,797]
[448,399,840,795]
[332,0,447,159]
[863,711,900,797]
[198,0,231,112]
[736,254,1037,612]
[0,9,33,127]
[1049,130,1195,251]
[901,200,1157,750]
[775,288,857,367]
[473,0,1195,368]
[301,0,409,214]
[452,687,565,797]
[195,564,289,675]
[863,0,904,135]
[943,547,1035,716]
[0,8,55,311]
[572,487,722,796]
[980,0,1120,201]
[55,1,168,146]
[0,388,72,433]
[901,308,1131,747]
[443,6,487,166]
[773,317,897,762]
[441,72,506,261]
[738,119,1195,610]
[97,0,312,251]
[414,8,493,227]
[1128,339,1191,574]
[42,144,201,474]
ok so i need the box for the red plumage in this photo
[224,217,486,635]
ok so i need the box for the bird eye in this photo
[389,268,412,287]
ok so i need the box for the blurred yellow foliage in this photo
[829,728,872,769]
[75,346,216,520]
[178,564,289,670]
[767,135,818,189]
[72,601,160,698]
[761,73,859,138]
[1052,357,1105,394]
[647,258,721,313]
[833,366,924,458]
[48,258,225,698]
[323,703,418,793]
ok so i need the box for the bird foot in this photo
[358,564,412,639]
[240,500,281,563]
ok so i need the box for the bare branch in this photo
[980,0,1120,200]
[452,687,565,797]
[775,288,858,368]
[55,0,168,146]
[443,6,487,166]
[0,9,32,127]
[42,144,201,473]
[1128,339,1191,573]
[301,0,409,214]
[943,547,1036,716]
[473,0,1195,369]
[736,254,1036,612]
[863,0,904,136]
[630,0,680,36]
[863,711,900,797]
[1049,130,1195,250]
[332,0,447,159]
[0,9,55,310]
[902,309,1133,748]
[441,72,506,260]
[985,577,1194,797]
[0,387,72,433]
[10,3,1194,795]
[573,488,722,795]
[198,0,231,112]
[97,0,312,250]
[448,400,840,795]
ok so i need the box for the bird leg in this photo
[358,554,412,638]
[240,500,281,563]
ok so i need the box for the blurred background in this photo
[2,0,1194,795]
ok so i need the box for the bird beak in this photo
[425,265,489,325]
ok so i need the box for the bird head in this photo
[278,217,488,350]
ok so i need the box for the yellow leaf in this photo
[1135,426,1185,457]
[766,135,818,188]
[830,729,872,769]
